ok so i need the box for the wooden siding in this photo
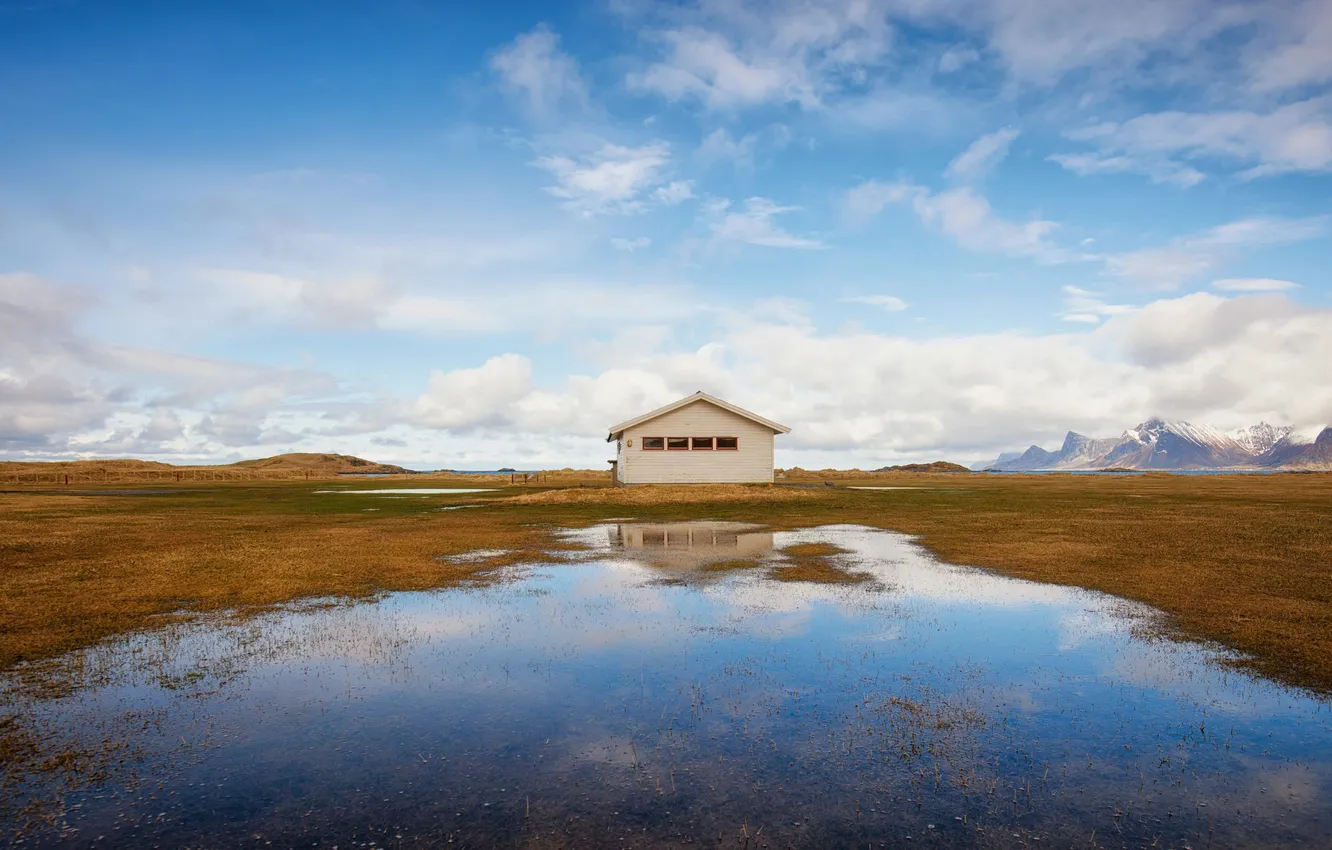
[615,434,627,484]
[619,400,776,484]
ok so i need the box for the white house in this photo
[606,392,791,485]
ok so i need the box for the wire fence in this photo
[2,469,330,486]
[1,468,613,487]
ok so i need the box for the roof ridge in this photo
[607,392,791,440]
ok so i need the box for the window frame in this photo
[641,437,665,451]
[690,437,714,450]
[666,437,690,451]
[715,436,739,451]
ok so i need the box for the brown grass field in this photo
[1,473,1331,695]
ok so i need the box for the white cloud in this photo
[697,128,758,165]
[490,24,588,117]
[910,186,1062,261]
[0,272,343,455]
[1047,152,1206,188]
[196,268,387,329]
[848,175,1322,290]
[827,88,959,132]
[937,45,979,74]
[707,197,825,249]
[617,0,1332,126]
[375,280,706,336]
[903,0,1243,87]
[1245,0,1332,92]
[1059,285,1135,324]
[1104,216,1327,287]
[378,295,506,334]
[1101,247,1217,287]
[193,265,710,339]
[1212,277,1301,292]
[842,295,908,312]
[843,179,917,223]
[1064,98,1332,180]
[610,237,652,251]
[632,28,811,109]
[625,2,893,110]
[620,0,1251,112]
[848,180,1069,262]
[412,354,534,430]
[652,180,695,205]
[946,127,1020,180]
[533,142,673,216]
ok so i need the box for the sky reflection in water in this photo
[4,523,1330,847]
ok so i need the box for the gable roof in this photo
[607,392,791,441]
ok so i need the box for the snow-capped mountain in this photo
[1231,423,1293,455]
[1098,419,1253,470]
[1255,426,1332,468]
[982,419,1332,471]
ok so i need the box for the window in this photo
[647,435,736,450]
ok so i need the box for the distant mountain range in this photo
[979,419,1332,471]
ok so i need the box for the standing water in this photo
[3,523,1329,847]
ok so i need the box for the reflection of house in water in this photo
[608,521,773,569]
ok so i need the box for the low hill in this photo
[0,453,416,478]
[226,453,417,474]
[872,461,973,474]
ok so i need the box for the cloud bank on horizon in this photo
[1,0,1330,468]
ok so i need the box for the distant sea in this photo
[440,469,540,475]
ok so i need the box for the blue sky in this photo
[3,0,1331,468]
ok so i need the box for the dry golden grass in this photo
[1,472,1331,694]
[0,491,558,670]
[769,542,871,584]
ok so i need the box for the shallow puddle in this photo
[4,523,1331,847]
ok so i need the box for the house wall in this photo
[619,401,776,484]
